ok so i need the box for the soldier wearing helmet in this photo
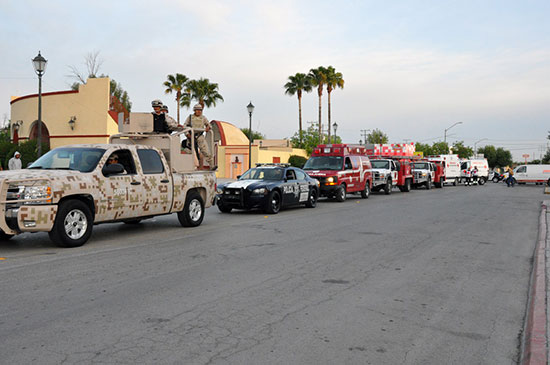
[161,104,180,131]
[184,104,216,170]
[151,99,169,133]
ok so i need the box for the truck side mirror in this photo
[102,163,124,176]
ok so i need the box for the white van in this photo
[460,158,489,184]
[513,165,550,185]
[428,154,461,185]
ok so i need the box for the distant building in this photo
[9,77,123,149]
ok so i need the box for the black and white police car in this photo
[216,163,320,214]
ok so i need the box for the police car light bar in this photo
[255,163,290,167]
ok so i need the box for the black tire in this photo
[492,177,499,183]
[0,230,14,241]
[547,178,550,187]
[265,190,282,214]
[178,191,205,227]
[217,202,232,213]
[123,219,142,225]
[479,177,486,186]
[452,179,457,186]
[426,177,432,190]
[372,187,380,192]
[305,188,318,208]
[384,179,392,195]
[335,185,347,202]
[49,200,93,248]
[361,182,370,199]
[403,179,411,192]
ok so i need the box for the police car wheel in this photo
[49,200,93,248]
[335,185,346,202]
[178,192,205,227]
[306,189,318,208]
[0,230,14,241]
[218,203,232,213]
[265,190,281,214]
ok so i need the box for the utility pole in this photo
[360,129,370,145]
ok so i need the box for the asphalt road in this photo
[0,182,545,364]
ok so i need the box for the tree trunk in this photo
[298,95,303,144]
[176,91,181,124]
[327,91,332,143]
[318,93,322,144]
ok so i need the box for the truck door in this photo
[343,157,353,187]
[349,156,362,192]
[98,149,144,221]
[391,161,399,185]
[283,169,299,204]
[515,165,527,182]
[136,148,174,216]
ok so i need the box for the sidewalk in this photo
[521,200,549,364]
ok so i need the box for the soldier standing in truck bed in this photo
[184,104,216,170]
[161,104,180,131]
[151,99,180,133]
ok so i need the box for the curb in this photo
[521,201,548,364]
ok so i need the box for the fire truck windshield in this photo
[413,162,429,170]
[371,160,390,169]
[303,156,343,170]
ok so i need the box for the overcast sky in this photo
[1,0,549,160]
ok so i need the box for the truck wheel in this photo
[402,179,411,192]
[384,179,392,195]
[0,230,14,241]
[426,177,432,190]
[361,182,370,199]
[178,191,205,227]
[479,178,486,186]
[265,190,282,214]
[547,178,550,187]
[453,179,457,186]
[335,185,347,202]
[305,188,318,208]
[49,200,93,248]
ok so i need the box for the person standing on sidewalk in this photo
[8,151,22,170]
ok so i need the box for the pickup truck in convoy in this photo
[370,157,414,194]
[303,144,372,202]
[412,161,436,189]
[0,114,216,247]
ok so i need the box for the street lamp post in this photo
[247,101,255,169]
[32,51,47,157]
[333,122,338,144]
[474,138,488,156]
[444,121,462,144]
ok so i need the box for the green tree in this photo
[452,141,473,159]
[431,141,449,155]
[325,66,344,142]
[240,128,264,141]
[164,73,189,124]
[366,129,389,144]
[289,125,341,155]
[184,78,224,109]
[414,142,432,157]
[308,67,328,143]
[284,73,312,144]
[478,145,497,167]
[288,155,307,168]
[494,147,512,167]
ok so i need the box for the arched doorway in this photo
[29,121,50,150]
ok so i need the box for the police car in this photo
[216,163,320,214]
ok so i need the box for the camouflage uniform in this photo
[184,113,215,168]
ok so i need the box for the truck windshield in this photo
[240,168,284,181]
[371,160,390,169]
[302,156,343,170]
[413,162,429,170]
[28,148,106,173]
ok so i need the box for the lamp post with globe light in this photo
[32,51,47,157]
[247,102,255,169]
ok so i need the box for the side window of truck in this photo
[137,149,165,174]
[345,157,353,170]
[104,149,137,176]
[517,166,526,173]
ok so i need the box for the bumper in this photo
[319,184,340,196]
[217,193,266,210]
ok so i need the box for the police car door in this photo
[283,169,299,205]
[99,149,143,221]
[295,169,311,203]
[136,148,173,216]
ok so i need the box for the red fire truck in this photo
[369,156,415,193]
[303,144,373,202]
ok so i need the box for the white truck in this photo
[370,159,399,194]
[411,161,436,189]
[427,154,461,186]
[460,158,489,185]
[513,164,550,185]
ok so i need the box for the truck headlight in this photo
[422,173,427,177]
[379,173,386,178]
[252,188,267,195]
[23,186,52,203]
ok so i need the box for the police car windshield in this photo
[240,168,284,181]
[302,156,343,170]
[28,148,106,173]
[371,160,390,169]
[413,162,429,170]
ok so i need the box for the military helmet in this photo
[193,104,203,110]
[151,99,163,107]
[161,105,169,112]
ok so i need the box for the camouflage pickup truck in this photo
[0,130,216,247]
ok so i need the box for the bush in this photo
[288,155,307,168]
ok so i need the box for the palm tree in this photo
[163,73,189,124]
[284,73,312,144]
[184,78,224,109]
[325,66,344,142]
[308,67,328,143]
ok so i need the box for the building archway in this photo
[29,121,50,150]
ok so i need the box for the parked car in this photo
[216,164,320,214]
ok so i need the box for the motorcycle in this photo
[490,171,507,183]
